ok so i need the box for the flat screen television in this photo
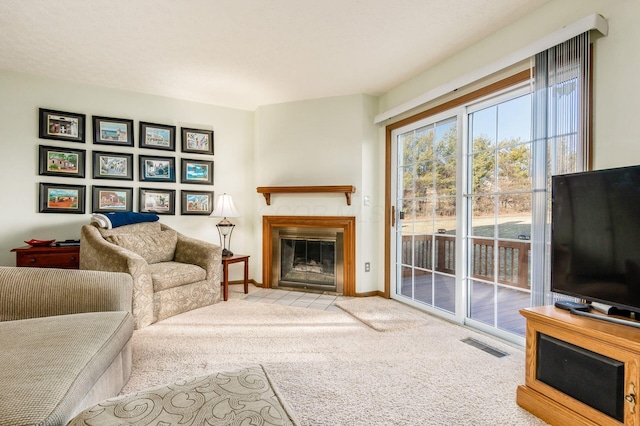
[551,165,640,314]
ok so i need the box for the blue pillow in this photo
[104,212,159,228]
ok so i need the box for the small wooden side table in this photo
[221,254,250,301]
[11,245,80,269]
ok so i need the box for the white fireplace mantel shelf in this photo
[256,185,356,206]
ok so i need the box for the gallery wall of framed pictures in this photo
[37,107,215,216]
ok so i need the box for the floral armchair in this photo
[80,221,222,329]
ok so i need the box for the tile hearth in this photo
[241,287,349,312]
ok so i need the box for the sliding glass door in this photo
[392,112,460,321]
[391,87,537,342]
[390,65,587,344]
[465,89,533,338]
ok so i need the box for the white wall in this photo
[254,94,381,293]
[378,0,640,169]
[0,70,254,280]
[0,72,380,290]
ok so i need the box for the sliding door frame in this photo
[384,70,532,298]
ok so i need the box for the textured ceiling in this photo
[0,0,550,110]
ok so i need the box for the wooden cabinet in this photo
[11,245,80,269]
[517,306,640,425]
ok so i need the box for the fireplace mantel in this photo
[257,185,356,205]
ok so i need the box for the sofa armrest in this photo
[80,224,155,329]
[0,267,133,321]
[173,233,223,278]
[80,224,148,273]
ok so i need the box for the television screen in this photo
[551,165,640,312]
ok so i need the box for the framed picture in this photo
[39,145,86,178]
[139,188,175,215]
[93,116,134,146]
[139,155,176,182]
[181,128,214,155]
[39,108,85,143]
[181,190,214,215]
[39,183,86,214]
[91,185,133,213]
[139,122,176,151]
[92,151,133,180]
[181,158,213,185]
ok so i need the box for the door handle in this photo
[391,206,395,227]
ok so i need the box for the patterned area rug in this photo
[336,296,429,331]
[69,365,299,426]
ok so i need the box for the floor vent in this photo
[461,337,509,358]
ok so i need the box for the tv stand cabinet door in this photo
[517,306,640,426]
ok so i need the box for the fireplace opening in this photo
[272,227,344,294]
[281,238,335,286]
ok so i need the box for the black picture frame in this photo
[39,183,86,214]
[181,127,214,155]
[181,190,214,215]
[139,188,176,215]
[139,155,176,182]
[39,108,86,143]
[92,116,134,146]
[91,185,133,213]
[92,151,134,180]
[181,158,213,185]
[38,145,86,178]
[139,121,176,151]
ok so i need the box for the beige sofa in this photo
[0,267,134,426]
[80,221,223,329]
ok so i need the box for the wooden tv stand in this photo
[517,306,640,425]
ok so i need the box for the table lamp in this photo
[210,193,240,256]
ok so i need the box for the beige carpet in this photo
[336,296,429,331]
[123,285,548,426]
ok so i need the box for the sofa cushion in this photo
[0,311,133,426]
[106,230,178,264]
[149,261,207,291]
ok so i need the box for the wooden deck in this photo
[402,234,531,289]
[399,233,532,337]
[399,273,529,337]
[468,280,530,336]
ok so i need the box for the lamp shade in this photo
[210,193,239,219]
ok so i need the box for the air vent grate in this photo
[461,337,509,358]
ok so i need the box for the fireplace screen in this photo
[280,238,335,286]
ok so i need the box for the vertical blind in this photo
[534,31,591,175]
[530,31,591,305]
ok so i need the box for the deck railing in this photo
[401,234,531,289]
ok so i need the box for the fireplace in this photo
[262,216,356,296]
[273,227,344,293]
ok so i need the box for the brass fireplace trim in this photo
[262,215,356,296]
